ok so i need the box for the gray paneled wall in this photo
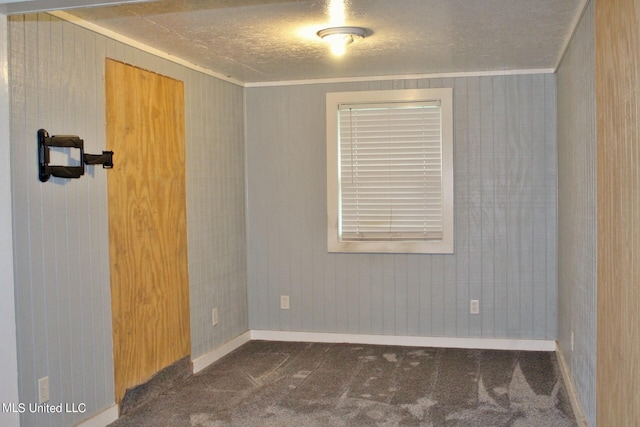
[9,13,247,426]
[246,75,557,340]
[557,0,596,425]
[0,13,21,427]
[182,53,247,360]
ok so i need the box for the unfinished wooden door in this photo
[105,59,190,405]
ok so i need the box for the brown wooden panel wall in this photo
[106,59,190,404]
[596,1,640,425]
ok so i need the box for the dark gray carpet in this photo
[109,340,577,426]
[120,356,192,416]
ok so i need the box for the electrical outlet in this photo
[38,376,49,403]
[212,308,218,326]
[470,299,480,314]
[280,295,290,310]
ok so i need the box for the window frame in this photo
[326,88,454,254]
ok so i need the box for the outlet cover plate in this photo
[38,376,49,403]
[470,300,480,315]
[280,295,290,310]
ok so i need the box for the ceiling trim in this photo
[49,10,245,87]
[245,69,556,88]
[1,0,148,15]
[554,0,591,71]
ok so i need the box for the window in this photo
[326,88,454,254]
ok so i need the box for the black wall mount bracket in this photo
[38,129,113,182]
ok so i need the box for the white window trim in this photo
[326,88,454,254]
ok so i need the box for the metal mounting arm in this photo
[38,129,114,182]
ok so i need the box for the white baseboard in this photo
[555,342,589,427]
[74,404,118,427]
[191,330,554,375]
[250,330,556,352]
[191,331,252,374]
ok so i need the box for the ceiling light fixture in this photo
[317,26,369,56]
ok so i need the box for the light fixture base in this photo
[317,26,370,56]
[317,26,370,40]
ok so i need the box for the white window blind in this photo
[338,101,443,241]
[326,87,453,254]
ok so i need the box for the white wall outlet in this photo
[38,376,49,403]
[470,299,480,314]
[280,295,290,310]
[212,308,218,326]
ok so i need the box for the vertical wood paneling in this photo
[454,76,470,337]
[246,74,557,341]
[8,14,31,420]
[557,2,596,424]
[531,73,548,339]
[38,15,59,427]
[0,13,20,426]
[179,66,246,358]
[506,76,522,338]
[75,23,93,408]
[596,0,640,425]
[492,76,509,338]
[93,33,112,407]
[290,90,306,331]
[518,75,534,339]
[335,256,348,330]
[544,74,558,339]
[9,13,247,426]
[358,256,373,333]
[430,254,445,335]
[347,256,360,331]
[480,77,495,337]
[381,256,395,334]
[467,76,482,337]
[544,76,557,335]
[246,92,270,330]
[323,259,336,331]
[418,257,432,335]
[406,255,420,336]
[395,256,408,335]
[369,255,383,333]
[58,18,77,410]
[441,77,459,337]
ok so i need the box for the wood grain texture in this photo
[596,0,640,425]
[106,59,190,404]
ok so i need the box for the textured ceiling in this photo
[63,0,585,84]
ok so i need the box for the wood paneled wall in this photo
[246,75,557,340]
[596,0,640,425]
[9,13,247,426]
[556,0,596,424]
[0,13,21,427]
